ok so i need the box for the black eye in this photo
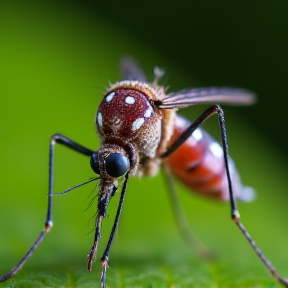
[105,153,130,178]
[90,151,100,174]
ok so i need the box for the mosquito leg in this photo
[216,107,288,287]
[161,105,288,286]
[0,232,47,282]
[162,163,215,259]
[161,106,218,159]
[0,134,94,283]
[99,174,129,288]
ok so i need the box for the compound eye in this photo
[90,151,100,174]
[105,153,130,178]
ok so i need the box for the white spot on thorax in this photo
[144,106,153,118]
[97,112,103,127]
[125,96,135,104]
[114,118,121,125]
[192,129,202,141]
[209,142,223,158]
[132,117,144,131]
[106,92,115,102]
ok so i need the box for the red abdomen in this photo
[167,115,254,201]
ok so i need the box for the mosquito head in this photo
[90,150,130,178]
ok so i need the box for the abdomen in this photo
[166,115,254,202]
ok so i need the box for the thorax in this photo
[96,80,176,176]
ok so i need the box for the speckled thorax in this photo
[96,80,176,176]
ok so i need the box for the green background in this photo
[0,1,288,287]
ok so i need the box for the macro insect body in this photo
[1,57,287,288]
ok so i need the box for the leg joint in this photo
[45,220,53,232]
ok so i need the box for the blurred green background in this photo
[0,1,288,287]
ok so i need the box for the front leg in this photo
[0,133,94,283]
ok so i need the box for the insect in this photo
[1,57,287,287]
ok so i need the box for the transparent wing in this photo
[120,56,147,82]
[158,87,257,109]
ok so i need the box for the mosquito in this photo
[1,57,287,287]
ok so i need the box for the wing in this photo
[157,87,257,109]
[120,56,147,82]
